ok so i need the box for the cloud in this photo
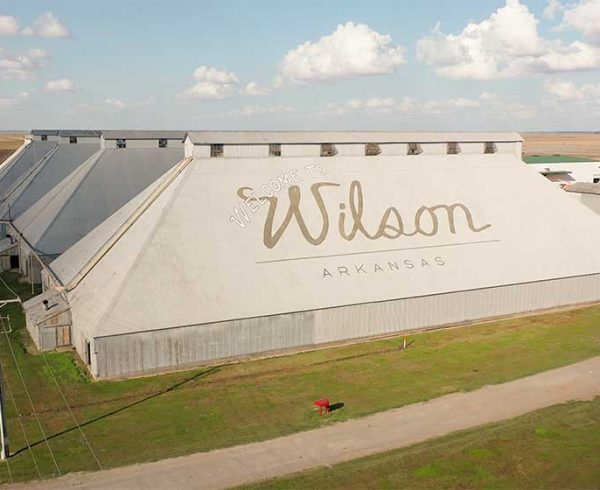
[479,91,499,100]
[560,0,600,44]
[0,11,70,38]
[0,47,51,80]
[105,97,126,109]
[179,65,239,99]
[22,12,70,38]
[0,15,19,36]
[323,96,482,116]
[346,97,396,112]
[544,77,600,101]
[0,91,29,110]
[227,104,296,117]
[417,0,600,80]
[44,78,78,92]
[543,0,564,19]
[276,22,406,85]
[241,82,272,96]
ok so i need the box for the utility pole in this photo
[0,359,8,460]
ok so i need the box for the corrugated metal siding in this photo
[92,274,600,378]
[495,142,521,156]
[94,311,314,378]
[192,145,211,159]
[59,137,100,145]
[223,145,269,158]
[421,143,447,155]
[117,139,184,149]
[336,144,365,156]
[184,138,194,158]
[281,145,320,157]
[380,144,408,155]
[459,143,485,155]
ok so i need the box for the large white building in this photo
[20,131,600,379]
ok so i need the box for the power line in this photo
[0,349,41,480]
[39,352,103,470]
[0,276,19,302]
[0,316,61,476]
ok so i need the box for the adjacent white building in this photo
[102,130,186,149]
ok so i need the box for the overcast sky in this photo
[1,0,600,131]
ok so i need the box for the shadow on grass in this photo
[14,366,219,457]
[330,402,344,412]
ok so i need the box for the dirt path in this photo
[11,356,600,490]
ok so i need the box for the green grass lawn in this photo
[0,271,599,483]
[243,398,600,489]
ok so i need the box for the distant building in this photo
[102,130,186,149]
[58,130,102,145]
[561,182,600,215]
[31,130,59,142]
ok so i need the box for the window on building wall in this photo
[593,175,600,184]
[211,144,224,158]
[70,136,78,144]
[269,144,281,157]
[41,135,48,141]
[407,143,422,155]
[116,139,126,149]
[158,139,168,148]
[320,143,337,157]
[365,143,381,156]
[85,340,91,365]
[447,142,460,154]
[484,142,497,154]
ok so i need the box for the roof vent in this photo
[210,144,224,158]
[269,144,281,157]
[484,142,497,154]
[320,143,338,157]
[407,143,422,156]
[447,142,461,155]
[365,143,381,156]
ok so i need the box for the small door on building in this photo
[56,325,70,347]
[9,255,19,270]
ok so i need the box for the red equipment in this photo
[313,398,331,415]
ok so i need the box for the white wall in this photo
[192,145,211,158]
[223,145,270,158]
[59,136,101,145]
[32,135,59,142]
[336,144,365,156]
[380,144,409,155]
[281,144,320,157]
[103,139,184,149]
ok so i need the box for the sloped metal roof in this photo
[0,141,58,200]
[562,182,600,195]
[185,131,523,145]
[2,144,100,221]
[31,130,59,136]
[18,147,184,257]
[58,130,102,137]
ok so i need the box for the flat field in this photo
[0,134,25,165]
[522,132,600,159]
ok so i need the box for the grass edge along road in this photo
[0,271,599,483]
[241,397,600,490]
